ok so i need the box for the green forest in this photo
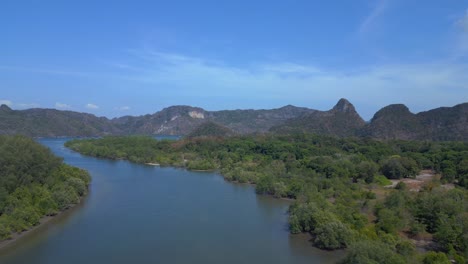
[65,135,468,263]
[0,135,91,241]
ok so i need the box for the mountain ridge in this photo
[0,100,466,141]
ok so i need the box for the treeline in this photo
[65,135,468,263]
[0,135,91,241]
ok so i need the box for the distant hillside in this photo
[111,104,317,135]
[0,105,120,137]
[112,106,208,135]
[209,105,316,134]
[186,121,235,138]
[270,99,366,137]
[363,102,468,141]
[0,100,467,141]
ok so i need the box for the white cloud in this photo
[119,50,468,119]
[119,106,131,111]
[55,102,71,109]
[85,103,99,109]
[0,99,12,106]
[458,9,468,32]
[456,9,468,55]
[17,103,39,108]
[259,63,322,75]
[358,0,388,34]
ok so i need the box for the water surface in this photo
[0,138,342,264]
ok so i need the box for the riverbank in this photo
[0,195,88,252]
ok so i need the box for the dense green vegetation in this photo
[187,121,235,138]
[0,135,91,241]
[65,134,468,263]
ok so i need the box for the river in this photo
[0,138,342,264]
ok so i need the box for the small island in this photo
[0,135,91,247]
[65,134,468,263]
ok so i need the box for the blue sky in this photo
[1,0,467,120]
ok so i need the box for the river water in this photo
[0,138,341,264]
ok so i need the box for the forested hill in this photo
[368,102,468,141]
[1,100,467,140]
[0,135,91,241]
[0,105,120,137]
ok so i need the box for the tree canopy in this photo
[66,134,468,263]
[0,135,91,240]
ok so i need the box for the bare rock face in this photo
[188,111,205,119]
[113,106,208,135]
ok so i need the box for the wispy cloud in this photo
[358,0,389,34]
[259,63,322,75]
[17,103,40,109]
[456,9,468,56]
[119,106,131,111]
[55,102,72,109]
[114,49,468,118]
[85,103,99,109]
[458,9,468,32]
[0,99,13,106]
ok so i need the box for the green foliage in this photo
[187,121,235,138]
[374,174,392,186]
[0,135,90,240]
[340,241,406,264]
[422,251,451,264]
[65,134,468,260]
[381,156,419,179]
[395,181,407,190]
[313,221,354,249]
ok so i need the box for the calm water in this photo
[0,138,342,264]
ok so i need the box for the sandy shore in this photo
[145,162,160,166]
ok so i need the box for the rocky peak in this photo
[0,104,12,112]
[332,98,355,113]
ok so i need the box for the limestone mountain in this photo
[418,103,468,141]
[111,104,317,135]
[208,105,317,134]
[0,104,314,137]
[0,100,467,141]
[361,104,423,140]
[113,106,208,135]
[363,102,468,141]
[270,99,366,137]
